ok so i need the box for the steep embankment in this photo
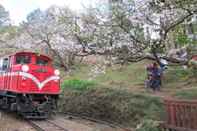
[59,61,197,130]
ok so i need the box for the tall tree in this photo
[0,4,10,26]
[23,7,83,71]
[85,0,197,65]
[0,4,12,49]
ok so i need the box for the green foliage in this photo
[96,63,146,87]
[65,64,92,80]
[175,88,197,99]
[165,65,197,81]
[64,61,196,92]
[174,25,191,46]
[174,24,197,46]
[176,33,190,46]
[190,67,197,78]
[189,60,197,78]
[164,67,190,83]
[136,119,161,131]
[66,61,147,89]
[62,79,96,91]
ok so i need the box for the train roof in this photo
[1,51,52,61]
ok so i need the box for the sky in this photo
[0,0,94,25]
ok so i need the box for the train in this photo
[0,51,60,119]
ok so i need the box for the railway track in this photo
[63,112,132,131]
[28,113,133,131]
[29,119,68,131]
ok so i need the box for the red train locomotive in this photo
[0,51,60,119]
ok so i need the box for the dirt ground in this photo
[0,111,35,131]
[53,114,130,131]
[0,111,129,131]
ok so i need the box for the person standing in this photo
[151,63,162,91]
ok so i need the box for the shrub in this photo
[136,119,162,131]
[164,67,190,83]
[62,79,96,91]
[189,60,197,78]
[175,88,197,99]
[164,66,197,84]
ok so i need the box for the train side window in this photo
[2,58,9,70]
[0,59,3,71]
[16,55,31,64]
[36,57,48,66]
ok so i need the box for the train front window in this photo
[36,57,48,66]
[16,55,31,64]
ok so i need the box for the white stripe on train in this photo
[1,72,60,90]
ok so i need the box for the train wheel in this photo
[0,97,10,110]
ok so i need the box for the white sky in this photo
[0,0,94,25]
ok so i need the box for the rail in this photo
[28,113,133,131]
[29,119,68,131]
[162,99,197,131]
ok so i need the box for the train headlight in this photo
[54,69,60,76]
[22,65,29,72]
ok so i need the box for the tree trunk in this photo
[44,40,69,71]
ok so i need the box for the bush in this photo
[62,79,96,91]
[189,60,197,78]
[164,67,190,83]
[164,66,197,84]
[175,88,197,99]
[136,119,162,131]
[59,88,164,127]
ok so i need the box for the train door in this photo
[0,59,3,90]
[8,56,13,91]
[2,57,10,91]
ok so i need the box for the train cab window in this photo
[16,55,31,64]
[36,57,48,66]
[2,58,9,70]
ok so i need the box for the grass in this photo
[62,79,96,91]
[63,64,92,80]
[61,61,196,93]
[162,66,197,92]
[164,66,190,82]
[175,88,197,99]
[96,63,146,87]
[62,61,147,91]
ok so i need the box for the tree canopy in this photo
[0,4,10,27]
[1,0,197,69]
